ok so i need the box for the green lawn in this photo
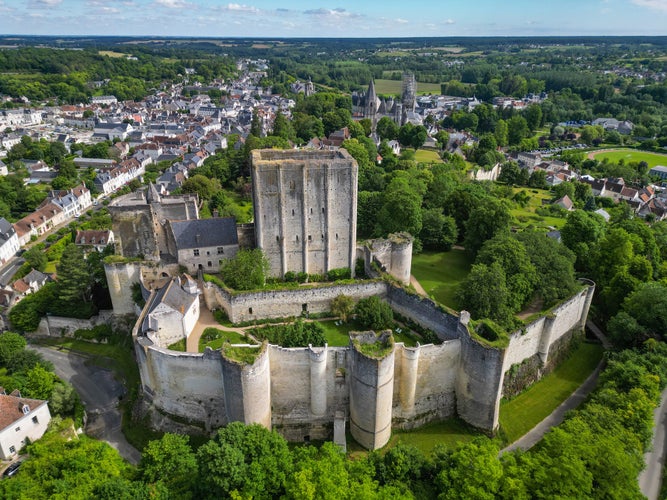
[411,249,474,310]
[167,338,186,351]
[199,327,251,352]
[317,319,419,347]
[370,79,442,95]
[499,342,604,444]
[391,418,480,455]
[510,187,567,231]
[590,148,667,168]
[414,149,443,163]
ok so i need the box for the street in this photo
[640,388,667,500]
[30,346,141,465]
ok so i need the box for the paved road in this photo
[30,346,141,464]
[0,257,24,287]
[640,387,667,500]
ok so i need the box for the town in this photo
[0,34,666,499]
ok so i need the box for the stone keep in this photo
[251,149,358,277]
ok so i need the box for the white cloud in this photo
[304,8,363,19]
[153,0,188,9]
[632,0,667,11]
[224,3,260,13]
[445,19,455,24]
[27,0,62,7]
[396,18,408,24]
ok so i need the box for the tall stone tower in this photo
[365,79,379,127]
[251,149,358,278]
[401,72,417,114]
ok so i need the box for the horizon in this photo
[1,0,667,38]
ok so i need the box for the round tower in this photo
[349,331,395,450]
[221,342,272,429]
[388,232,413,285]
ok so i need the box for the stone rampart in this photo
[501,284,594,384]
[202,280,387,323]
[32,311,115,338]
[134,276,595,447]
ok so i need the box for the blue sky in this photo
[0,0,666,37]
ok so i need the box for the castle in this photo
[105,148,594,450]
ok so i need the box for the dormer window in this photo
[21,404,30,414]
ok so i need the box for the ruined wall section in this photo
[386,285,460,341]
[501,283,595,381]
[109,204,159,261]
[364,234,413,285]
[135,339,228,432]
[392,341,460,430]
[201,280,386,323]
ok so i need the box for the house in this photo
[0,391,51,460]
[12,269,51,297]
[517,152,542,170]
[141,276,200,348]
[47,184,92,219]
[75,229,115,253]
[0,159,7,176]
[167,217,239,274]
[13,203,65,245]
[649,166,667,181]
[554,194,574,211]
[0,218,19,266]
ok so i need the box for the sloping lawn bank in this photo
[499,342,604,443]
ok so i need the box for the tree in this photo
[220,248,269,290]
[354,296,393,331]
[560,210,606,271]
[376,177,423,237]
[376,116,399,141]
[56,244,92,304]
[0,331,27,366]
[180,174,221,200]
[420,209,458,251]
[435,438,503,500]
[476,234,538,311]
[196,422,292,500]
[140,433,197,496]
[331,295,354,322]
[507,115,529,146]
[463,197,511,257]
[23,364,56,400]
[457,262,512,325]
[523,104,543,131]
[271,109,294,141]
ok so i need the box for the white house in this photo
[0,391,51,460]
[0,218,19,266]
[141,276,200,348]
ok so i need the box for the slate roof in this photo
[0,393,47,432]
[141,277,197,331]
[0,217,15,241]
[170,217,238,250]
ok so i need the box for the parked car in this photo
[3,461,21,478]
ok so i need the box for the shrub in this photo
[327,267,351,281]
[354,296,394,330]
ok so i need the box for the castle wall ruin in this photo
[130,275,595,449]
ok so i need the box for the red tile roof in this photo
[0,394,46,432]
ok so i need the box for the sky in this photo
[0,0,666,38]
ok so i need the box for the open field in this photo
[411,249,473,310]
[414,149,443,163]
[98,50,128,58]
[371,79,442,95]
[317,319,419,347]
[588,148,667,168]
[510,187,567,231]
[499,342,604,443]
